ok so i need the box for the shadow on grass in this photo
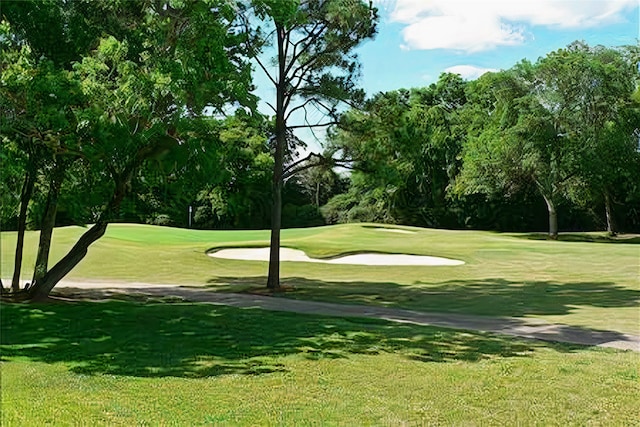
[0,300,570,379]
[207,277,640,318]
[513,232,640,244]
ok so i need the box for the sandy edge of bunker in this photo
[208,247,464,266]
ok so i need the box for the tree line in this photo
[1,0,377,298]
[1,1,638,299]
[328,42,640,238]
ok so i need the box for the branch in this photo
[288,121,338,130]
[254,55,277,87]
[311,97,337,115]
[283,21,327,77]
[282,151,359,179]
[283,23,295,65]
[240,13,277,87]
[331,159,357,170]
[283,71,311,111]
[288,54,321,92]
[285,97,318,121]
[558,170,578,186]
[287,28,311,71]
[283,152,325,179]
[265,101,277,114]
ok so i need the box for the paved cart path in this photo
[36,280,640,352]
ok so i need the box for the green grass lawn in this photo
[2,300,639,426]
[2,223,639,425]
[2,223,638,333]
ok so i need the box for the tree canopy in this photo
[1,0,254,299]
[327,42,639,238]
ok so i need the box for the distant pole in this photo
[188,205,192,228]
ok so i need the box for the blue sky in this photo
[253,0,639,153]
[357,0,639,94]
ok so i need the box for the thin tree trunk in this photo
[31,166,64,285]
[604,191,616,236]
[28,222,108,301]
[315,180,320,207]
[542,194,558,240]
[28,173,129,300]
[26,141,157,301]
[266,23,287,291]
[266,110,285,290]
[12,169,35,292]
[267,178,282,290]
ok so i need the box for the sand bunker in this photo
[376,228,416,234]
[209,247,464,266]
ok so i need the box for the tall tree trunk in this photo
[28,222,108,301]
[266,116,285,290]
[542,194,558,240]
[31,166,64,285]
[266,24,287,291]
[267,177,283,290]
[315,180,320,207]
[11,169,35,292]
[604,191,616,236]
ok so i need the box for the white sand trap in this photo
[376,228,416,234]
[209,247,464,266]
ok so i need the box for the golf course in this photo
[2,223,639,425]
[3,0,640,424]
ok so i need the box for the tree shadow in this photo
[0,299,576,379]
[513,232,640,244]
[206,276,640,319]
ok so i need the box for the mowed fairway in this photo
[2,223,639,333]
[2,223,640,425]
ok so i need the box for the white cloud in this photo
[391,0,638,52]
[444,65,499,80]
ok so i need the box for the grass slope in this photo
[2,301,639,426]
[2,224,639,425]
[2,223,638,333]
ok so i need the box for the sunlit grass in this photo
[2,223,638,333]
[2,224,639,424]
[2,300,639,426]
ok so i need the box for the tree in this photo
[1,0,254,300]
[244,0,377,289]
[294,160,345,208]
[455,63,582,239]
[0,12,88,292]
[326,74,468,227]
[193,113,274,229]
[536,42,640,234]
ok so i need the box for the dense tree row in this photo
[327,42,640,238]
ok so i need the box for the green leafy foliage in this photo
[1,0,256,297]
[327,74,469,227]
[454,44,640,236]
[325,42,639,234]
[193,114,274,229]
